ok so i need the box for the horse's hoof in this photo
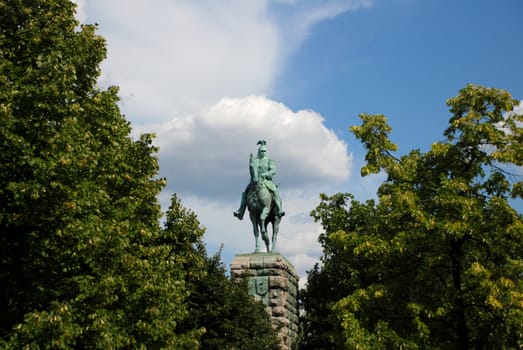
[233,211,243,220]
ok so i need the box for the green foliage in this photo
[301,194,380,350]
[0,1,204,348]
[350,114,398,176]
[301,85,523,349]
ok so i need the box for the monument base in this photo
[230,252,299,350]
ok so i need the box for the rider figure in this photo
[234,140,285,220]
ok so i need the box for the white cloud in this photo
[82,0,280,123]
[135,95,351,200]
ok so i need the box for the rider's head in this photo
[258,145,267,158]
[257,140,267,158]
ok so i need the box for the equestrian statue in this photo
[234,140,284,253]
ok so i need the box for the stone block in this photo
[272,306,287,317]
[229,256,251,270]
[270,276,288,290]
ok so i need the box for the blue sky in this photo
[275,0,523,152]
[75,0,523,285]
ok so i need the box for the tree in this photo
[301,85,523,349]
[300,193,379,349]
[0,1,203,347]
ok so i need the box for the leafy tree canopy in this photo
[0,0,208,346]
[301,85,523,349]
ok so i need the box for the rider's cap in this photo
[257,140,267,151]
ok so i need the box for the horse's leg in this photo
[260,207,271,252]
[262,220,271,253]
[271,217,280,253]
[250,211,260,253]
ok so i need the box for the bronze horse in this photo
[246,180,280,253]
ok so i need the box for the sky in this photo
[73,0,523,287]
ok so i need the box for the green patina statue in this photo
[234,140,284,252]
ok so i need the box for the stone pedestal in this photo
[230,253,299,350]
